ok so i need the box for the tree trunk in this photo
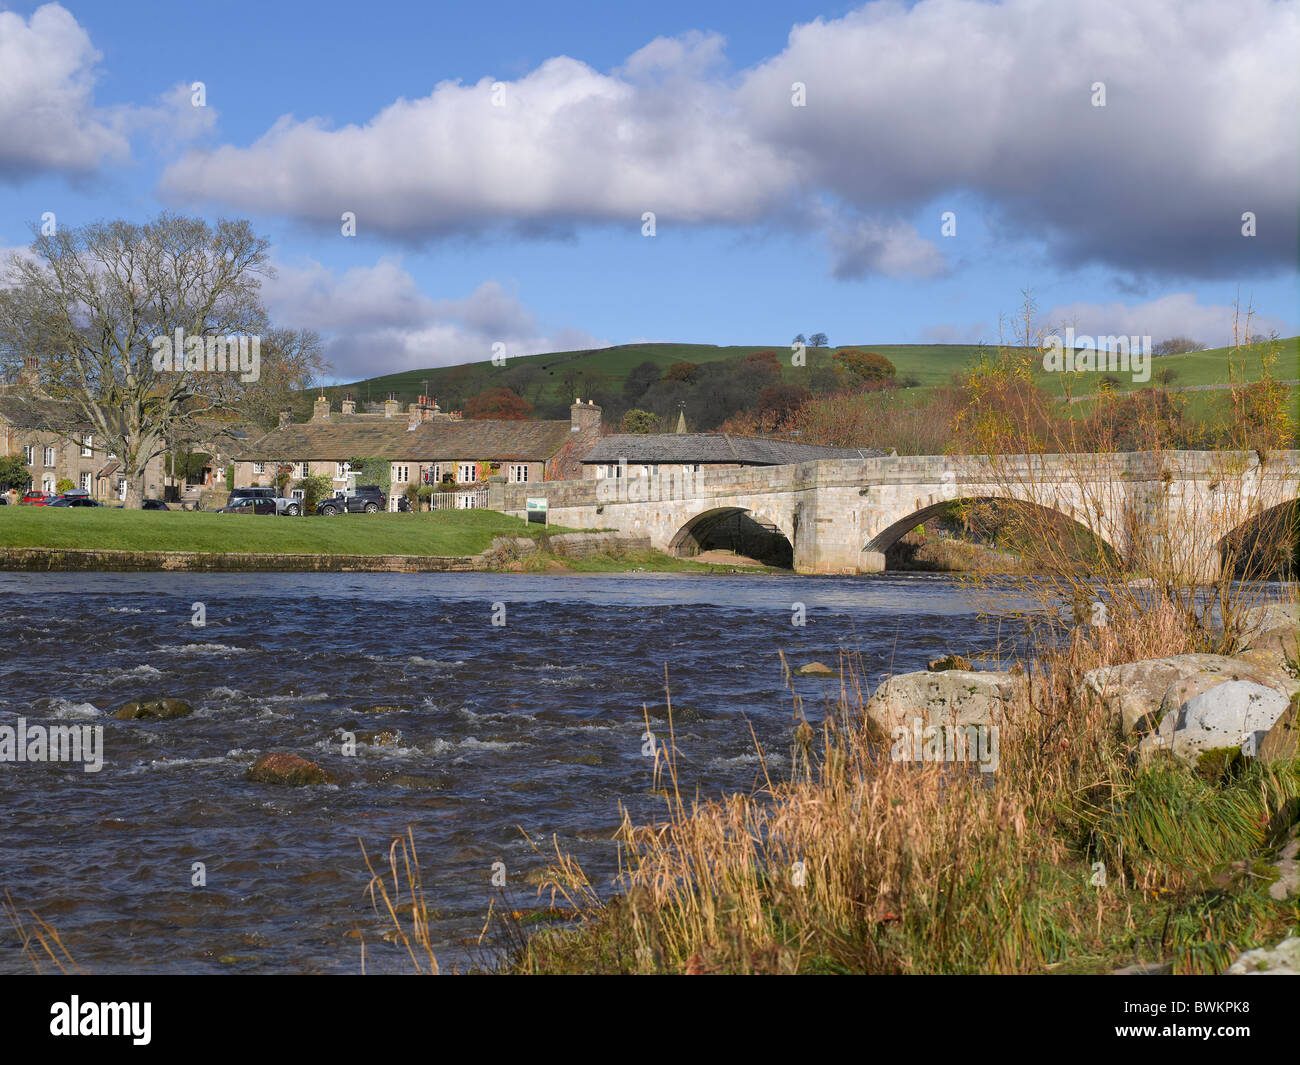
[123,475,144,509]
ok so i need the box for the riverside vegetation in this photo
[356,301,1300,975]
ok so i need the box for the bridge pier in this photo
[860,550,886,573]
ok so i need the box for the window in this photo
[81,434,93,457]
[509,464,529,483]
[41,475,54,493]
[336,461,350,479]
[253,461,266,475]
[297,461,310,478]
[393,465,409,484]
[458,463,475,483]
[291,489,305,500]
[117,479,127,500]
[79,472,91,492]
[22,445,33,464]
[43,446,55,467]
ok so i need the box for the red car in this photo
[20,491,54,506]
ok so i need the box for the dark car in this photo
[315,485,385,516]
[142,499,170,510]
[216,498,278,515]
[47,495,101,507]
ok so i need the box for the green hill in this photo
[310,336,1298,432]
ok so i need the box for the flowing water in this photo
[0,571,1037,973]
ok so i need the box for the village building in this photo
[234,395,603,508]
[0,360,166,502]
[579,433,886,480]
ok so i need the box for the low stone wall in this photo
[0,548,479,573]
[487,532,653,560]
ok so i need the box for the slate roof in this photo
[580,433,886,465]
[0,395,93,431]
[236,417,581,463]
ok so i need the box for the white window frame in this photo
[22,445,34,464]
[41,475,55,493]
[457,463,475,484]
[43,446,55,467]
[336,461,350,480]
[291,488,305,501]
[509,464,529,483]
[253,461,266,475]
[78,472,91,492]
[393,464,409,484]
[117,478,127,500]
[297,461,310,478]
[81,434,93,457]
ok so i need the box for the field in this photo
[333,336,1300,417]
[0,507,553,557]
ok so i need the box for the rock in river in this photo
[114,698,193,720]
[246,752,333,786]
[794,661,837,677]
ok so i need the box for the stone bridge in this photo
[491,450,1300,578]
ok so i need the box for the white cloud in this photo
[1041,293,1298,349]
[262,256,604,379]
[0,3,127,180]
[156,0,1299,280]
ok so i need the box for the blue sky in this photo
[1,0,1296,382]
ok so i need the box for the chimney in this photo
[312,394,330,421]
[570,397,602,434]
[340,393,356,416]
[384,393,400,419]
[279,408,292,428]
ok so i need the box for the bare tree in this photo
[0,214,326,507]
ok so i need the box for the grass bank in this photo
[0,507,569,557]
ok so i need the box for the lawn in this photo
[0,507,558,557]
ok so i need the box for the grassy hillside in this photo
[330,336,1298,411]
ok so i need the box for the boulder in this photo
[1080,654,1296,736]
[1258,694,1298,763]
[114,698,193,720]
[1226,936,1300,975]
[927,654,973,672]
[864,669,1023,739]
[794,662,837,677]
[1236,602,1299,661]
[246,752,333,786]
[1142,680,1292,767]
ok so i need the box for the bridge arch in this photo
[669,506,794,567]
[1217,498,1299,578]
[862,495,1122,572]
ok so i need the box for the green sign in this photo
[526,497,548,524]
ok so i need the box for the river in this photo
[0,570,1037,973]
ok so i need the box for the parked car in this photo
[20,491,53,506]
[215,498,278,515]
[47,495,101,507]
[227,486,299,515]
[315,485,386,516]
[141,499,170,510]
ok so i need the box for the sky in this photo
[0,0,1296,382]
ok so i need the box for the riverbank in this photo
[0,509,784,574]
[499,600,1300,975]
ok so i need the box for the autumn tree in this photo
[833,349,896,383]
[464,386,532,420]
[0,214,325,507]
